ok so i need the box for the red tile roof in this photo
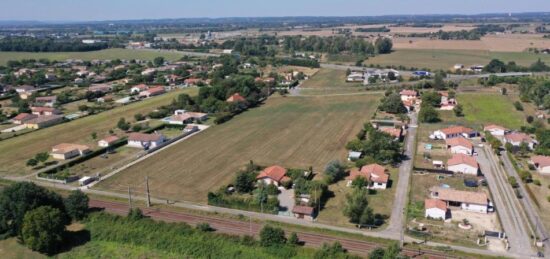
[348,164,389,184]
[128,133,164,142]
[227,93,246,103]
[13,113,36,121]
[439,126,475,136]
[425,198,447,211]
[430,186,488,205]
[100,135,119,144]
[256,165,288,183]
[144,86,165,95]
[380,127,402,138]
[292,205,314,215]
[483,124,507,131]
[445,137,473,149]
[400,90,418,96]
[447,154,478,168]
[532,156,550,168]
[504,132,533,143]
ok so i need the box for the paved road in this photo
[501,151,550,255]
[380,112,417,242]
[477,146,535,257]
[89,199,451,258]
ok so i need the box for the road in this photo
[477,146,535,257]
[90,199,451,258]
[501,151,550,255]
[380,112,417,242]
[131,47,220,58]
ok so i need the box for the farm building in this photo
[425,199,448,220]
[447,154,479,175]
[127,133,166,149]
[530,156,550,174]
[51,143,91,160]
[256,165,290,187]
[445,137,474,155]
[429,187,489,214]
[346,164,389,190]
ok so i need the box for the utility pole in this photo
[145,176,151,207]
[128,186,133,209]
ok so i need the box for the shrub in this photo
[324,160,346,184]
[508,176,518,188]
[533,179,542,186]
[288,232,300,245]
[127,208,145,220]
[259,225,286,247]
[196,222,214,232]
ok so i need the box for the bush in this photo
[134,113,145,121]
[127,208,145,220]
[196,222,214,232]
[259,225,286,247]
[324,160,346,184]
[508,176,518,188]
[21,206,65,255]
[514,101,524,111]
[533,179,541,186]
[288,232,300,245]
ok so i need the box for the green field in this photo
[96,93,382,203]
[456,92,526,129]
[0,88,198,176]
[0,48,185,65]
[300,68,362,88]
[364,49,550,70]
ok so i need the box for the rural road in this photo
[380,112,417,242]
[477,146,535,257]
[131,47,220,58]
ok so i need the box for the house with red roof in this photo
[379,127,404,141]
[483,124,509,137]
[292,205,315,221]
[433,126,478,140]
[504,132,537,150]
[30,106,61,116]
[447,154,479,175]
[530,156,550,174]
[226,93,246,103]
[130,84,149,94]
[139,86,166,98]
[445,137,474,155]
[11,113,37,124]
[346,164,389,189]
[425,199,448,220]
[256,165,290,187]
[98,135,120,148]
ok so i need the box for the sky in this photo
[1,0,550,21]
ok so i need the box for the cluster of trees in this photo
[346,123,403,165]
[221,35,278,56]
[355,27,390,33]
[343,183,386,228]
[418,92,442,123]
[0,182,89,254]
[484,58,550,73]
[282,35,392,55]
[379,92,407,114]
[408,25,505,40]
[517,77,550,110]
[0,37,109,52]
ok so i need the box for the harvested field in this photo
[300,68,362,88]
[96,93,382,203]
[0,88,197,176]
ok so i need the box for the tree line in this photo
[0,37,109,52]
[282,35,393,55]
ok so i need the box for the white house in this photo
[430,187,489,214]
[346,72,364,82]
[433,126,478,140]
[504,132,537,150]
[483,124,509,137]
[447,154,479,175]
[348,151,362,161]
[127,133,166,149]
[531,156,550,174]
[131,84,148,94]
[425,199,448,220]
[346,164,389,190]
[256,165,290,186]
[98,135,119,148]
[445,137,474,155]
[399,90,418,102]
[51,143,91,160]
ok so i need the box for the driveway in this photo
[278,188,295,217]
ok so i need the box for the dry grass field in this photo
[96,93,382,203]
[0,88,197,176]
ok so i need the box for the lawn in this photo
[364,49,550,70]
[96,93,382,203]
[300,68,362,88]
[0,48,185,65]
[456,92,526,130]
[69,146,143,179]
[0,88,198,176]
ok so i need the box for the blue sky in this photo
[1,0,550,21]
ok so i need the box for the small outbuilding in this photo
[292,205,315,221]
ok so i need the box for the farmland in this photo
[300,68,362,88]
[364,49,550,70]
[0,48,185,65]
[456,92,526,130]
[0,88,198,176]
[96,93,382,203]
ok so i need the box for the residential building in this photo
[127,133,166,149]
[226,93,247,103]
[430,187,489,213]
[346,164,389,190]
[31,107,61,116]
[433,126,478,140]
[530,156,550,174]
[51,143,91,160]
[98,136,120,148]
[292,205,315,221]
[348,151,362,161]
[11,113,37,124]
[130,84,149,94]
[139,86,165,98]
[445,137,474,155]
[346,72,364,82]
[425,199,448,220]
[256,165,290,186]
[379,127,404,141]
[504,132,537,150]
[439,91,457,110]
[399,90,418,102]
[483,124,509,137]
[34,96,57,107]
[447,153,479,175]
[88,83,113,94]
[25,115,64,129]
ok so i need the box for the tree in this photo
[383,242,404,259]
[501,87,507,95]
[35,152,49,165]
[368,247,386,259]
[234,171,256,193]
[26,158,38,167]
[288,232,300,245]
[379,93,407,114]
[453,104,464,117]
[324,160,346,184]
[344,188,375,227]
[21,206,65,255]
[90,132,97,140]
[153,56,165,67]
[0,182,67,237]
[117,118,130,131]
[421,92,441,107]
[259,225,286,247]
[134,113,145,121]
[484,59,507,73]
[418,105,440,123]
[132,124,142,132]
[433,72,446,90]
[64,190,89,221]
[514,101,523,111]
[314,242,348,258]
[375,38,393,54]
[527,115,534,124]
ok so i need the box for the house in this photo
[292,205,315,221]
[445,137,474,155]
[504,132,537,150]
[89,83,113,94]
[346,72,364,82]
[255,77,275,84]
[139,86,165,98]
[439,91,457,110]
[362,69,400,85]
[348,151,362,161]
[34,96,57,107]
[226,93,246,103]
[31,107,61,116]
[447,154,479,175]
[165,114,194,125]
[141,68,157,76]
[430,186,489,213]
[184,125,199,133]
[127,133,166,149]
[433,126,478,140]
[15,85,37,99]
[98,136,120,148]
[425,199,448,220]
[51,143,91,160]
[165,74,183,85]
[184,78,203,86]
[130,84,149,94]
[530,156,550,174]
[483,124,509,137]
[256,165,290,186]
[185,112,208,121]
[11,113,37,124]
[380,127,404,141]
[25,115,64,129]
[399,90,418,102]
[346,164,389,190]
[453,64,464,70]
